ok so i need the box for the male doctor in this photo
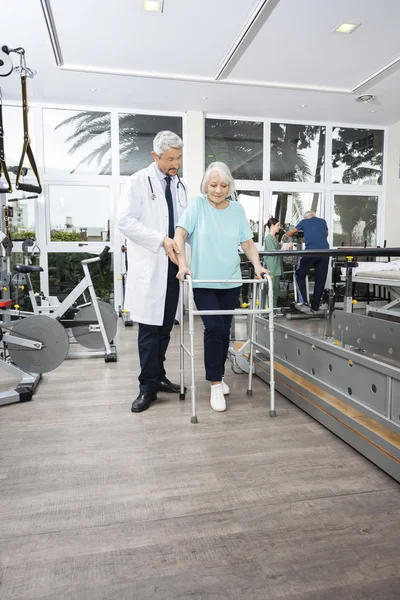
[117,131,187,413]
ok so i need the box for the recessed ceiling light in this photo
[89,88,97,92]
[334,22,360,34]
[369,109,377,113]
[356,94,375,104]
[143,0,164,11]
[201,96,208,100]
[300,104,307,108]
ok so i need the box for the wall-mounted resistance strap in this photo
[15,75,42,194]
[0,95,12,193]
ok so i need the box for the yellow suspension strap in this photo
[0,89,12,193]
[15,74,42,194]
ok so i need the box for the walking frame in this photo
[179,274,275,424]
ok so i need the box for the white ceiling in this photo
[2,0,400,125]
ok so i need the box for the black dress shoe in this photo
[159,377,186,394]
[131,391,157,413]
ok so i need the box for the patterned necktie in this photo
[164,176,174,239]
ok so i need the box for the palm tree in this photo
[56,112,182,176]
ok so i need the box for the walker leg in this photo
[179,282,185,401]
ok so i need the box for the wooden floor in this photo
[1,321,399,600]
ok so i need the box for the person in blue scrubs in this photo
[174,162,269,412]
[286,211,329,313]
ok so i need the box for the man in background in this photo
[286,211,329,314]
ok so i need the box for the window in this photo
[6,197,36,240]
[43,108,112,176]
[48,252,114,303]
[332,195,378,247]
[332,127,383,185]
[271,123,325,183]
[232,190,261,243]
[48,185,111,242]
[205,119,263,180]
[269,192,322,234]
[119,114,183,176]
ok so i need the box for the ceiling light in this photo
[201,96,208,100]
[356,94,375,103]
[300,104,307,108]
[89,88,97,92]
[143,0,164,12]
[334,23,360,34]
[369,109,377,113]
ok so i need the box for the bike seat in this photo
[14,264,44,274]
[0,299,13,308]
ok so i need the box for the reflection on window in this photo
[43,109,112,175]
[332,128,383,185]
[271,123,325,183]
[48,252,113,303]
[48,185,110,242]
[270,192,322,235]
[205,119,263,180]
[119,114,183,176]
[6,197,36,240]
[232,190,260,242]
[333,195,377,246]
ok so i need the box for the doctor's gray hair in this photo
[304,210,316,218]
[200,162,236,196]
[153,131,183,156]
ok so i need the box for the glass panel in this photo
[269,192,322,235]
[271,123,325,183]
[232,190,260,243]
[43,108,112,175]
[332,127,383,185]
[48,252,114,303]
[48,185,110,242]
[6,197,36,240]
[119,114,183,176]
[333,195,378,246]
[205,119,263,180]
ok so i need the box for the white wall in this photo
[385,120,400,247]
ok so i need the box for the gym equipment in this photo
[247,246,400,483]
[0,89,12,193]
[0,45,42,194]
[9,245,118,362]
[179,274,275,424]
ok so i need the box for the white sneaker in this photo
[210,384,226,412]
[222,379,230,395]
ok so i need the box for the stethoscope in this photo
[147,174,187,207]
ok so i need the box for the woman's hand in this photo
[254,265,270,279]
[176,266,192,282]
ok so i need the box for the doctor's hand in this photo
[162,236,180,265]
[254,265,270,279]
[176,266,192,282]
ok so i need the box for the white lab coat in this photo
[117,163,188,326]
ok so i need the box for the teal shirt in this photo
[263,234,283,276]
[177,196,253,288]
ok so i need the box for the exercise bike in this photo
[9,241,118,363]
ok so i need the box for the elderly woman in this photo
[174,162,268,412]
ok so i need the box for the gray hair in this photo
[304,210,315,219]
[200,162,236,196]
[153,131,183,156]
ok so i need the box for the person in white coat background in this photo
[117,131,188,413]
